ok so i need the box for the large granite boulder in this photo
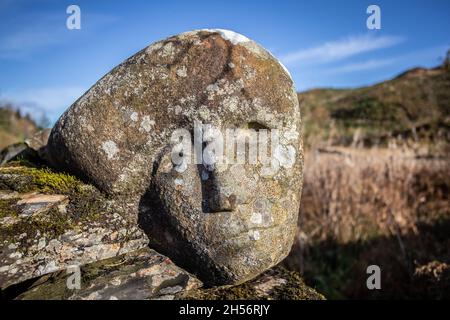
[46,29,304,285]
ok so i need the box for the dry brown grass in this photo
[285,147,450,298]
[299,147,449,243]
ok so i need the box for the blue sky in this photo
[0,0,449,122]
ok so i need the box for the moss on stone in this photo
[32,170,80,194]
[0,166,81,194]
[33,207,74,237]
[0,166,110,246]
[182,282,258,300]
[9,271,74,300]
[0,207,74,253]
[269,268,326,300]
[3,165,107,211]
[0,196,108,248]
[182,266,325,300]
[0,165,107,220]
[67,185,106,223]
[0,198,20,219]
[4,158,37,168]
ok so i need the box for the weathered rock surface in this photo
[46,29,303,285]
[5,248,323,301]
[0,165,147,289]
[0,129,51,166]
[12,247,202,300]
[0,143,33,166]
[24,129,51,153]
[25,128,52,163]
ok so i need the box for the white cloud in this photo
[322,44,448,76]
[280,34,404,66]
[326,58,395,74]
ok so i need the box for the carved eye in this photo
[247,122,269,131]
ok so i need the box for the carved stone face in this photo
[139,103,303,285]
[48,29,303,285]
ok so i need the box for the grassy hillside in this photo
[299,63,450,153]
[0,105,39,150]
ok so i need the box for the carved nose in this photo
[202,165,238,212]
